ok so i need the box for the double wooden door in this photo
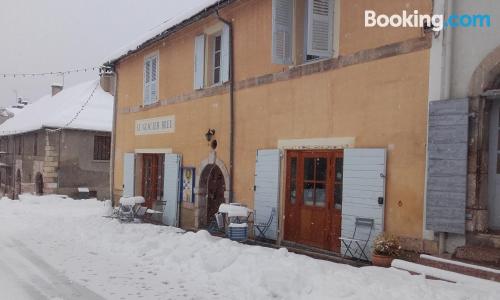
[142,154,164,209]
[284,150,343,252]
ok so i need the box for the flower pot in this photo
[372,254,394,267]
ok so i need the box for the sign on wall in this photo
[181,167,195,203]
[135,115,175,136]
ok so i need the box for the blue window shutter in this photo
[342,148,387,261]
[426,99,468,234]
[254,149,281,240]
[307,0,334,58]
[194,34,205,89]
[163,154,182,227]
[123,153,135,197]
[221,24,230,83]
[272,0,293,65]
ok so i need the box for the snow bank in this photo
[0,195,498,299]
[0,80,113,135]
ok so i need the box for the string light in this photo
[0,67,99,79]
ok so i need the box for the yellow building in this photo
[105,0,435,256]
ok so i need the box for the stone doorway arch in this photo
[194,153,230,229]
[35,172,44,195]
[466,45,500,233]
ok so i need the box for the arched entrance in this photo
[35,173,44,195]
[15,169,21,198]
[199,164,226,228]
[468,46,500,233]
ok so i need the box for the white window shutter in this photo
[307,0,334,58]
[341,149,386,261]
[144,60,151,104]
[272,0,293,65]
[253,149,281,240]
[163,154,182,227]
[150,57,158,102]
[221,24,230,83]
[194,34,205,89]
[123,153,135,197]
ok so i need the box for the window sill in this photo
[92,160,110,163]
[291,56,333,69]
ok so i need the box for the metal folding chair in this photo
[339,217,374,261]
[253,207,276,240]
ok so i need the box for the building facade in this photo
[108,0,435,257]
[425,0,500,263]
[0,79,113,200]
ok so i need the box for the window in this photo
[212,34,222,85]
[16,136,22,155]
[33,133,38,156]
[272,0,336,65]
[193,24,229,89]
[93,135,111,161]
[143,54,158,105]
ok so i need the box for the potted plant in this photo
[372,233,401,267]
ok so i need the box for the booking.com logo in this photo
[365,10,491,31]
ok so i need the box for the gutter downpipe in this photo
[438,0,453,255]
[216,10,235,203]
[109,69,118,205]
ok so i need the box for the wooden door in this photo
[284,150,343,252]
[142,154,164,208]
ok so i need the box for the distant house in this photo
[0,98,29,125]
[0,77,114,200]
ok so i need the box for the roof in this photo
[0,80,113,136]
[104,0,232,65]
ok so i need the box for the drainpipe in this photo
[216,10,235,203]
[438,0,454,255]
[109,70,118,205]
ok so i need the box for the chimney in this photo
[51,84,63,96]
[99,66,115,96]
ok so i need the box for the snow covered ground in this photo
[0,195,498,300]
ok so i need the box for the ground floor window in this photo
[93,135,111,161]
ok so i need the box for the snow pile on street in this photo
[104,0,221,63]
[0,80,113,135]
[0,195,499,300]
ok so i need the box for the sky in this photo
[0,0,202,107]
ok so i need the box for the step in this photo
[454,245,500,268]
[392,259,500,288]
[419,254,500,282]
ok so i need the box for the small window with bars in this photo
[93,135,111,161]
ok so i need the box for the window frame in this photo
[211,33,223,85]
[93,135,111,161]
[143,52,160,106]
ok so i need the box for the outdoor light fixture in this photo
[205,129,216,141]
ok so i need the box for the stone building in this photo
[0,78,114,200]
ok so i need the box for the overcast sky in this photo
[0,0,201,107]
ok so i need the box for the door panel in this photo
[284,150,343,252]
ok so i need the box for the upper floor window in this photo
[272,0,336,65]
[16,136,22,155]
[33,133,38,156]
[143,53,159,105]
[93,135,111,161]
[193,24,229,90]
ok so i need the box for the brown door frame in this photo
[283,149,343,252]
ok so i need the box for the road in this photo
[0,237,105,300]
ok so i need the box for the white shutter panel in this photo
[163,154,181,227]
[150,56,158,103]
[341,149,386,260]
[221,24,230,83]
[194,34,205,89]
[307,0,334,58]
[254,149,281,240]
[143,60,151,104]
[123,153,135,197]
[272,0,293,65]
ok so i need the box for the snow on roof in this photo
[0,80,113,136]
[104,0,228,64]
